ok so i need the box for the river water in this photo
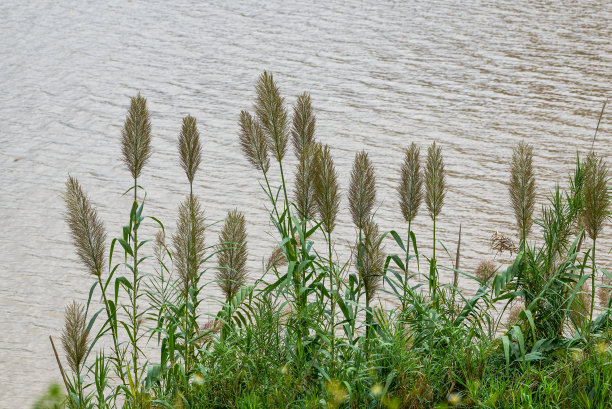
[1,0,611,406]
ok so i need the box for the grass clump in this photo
[47,75,612,409]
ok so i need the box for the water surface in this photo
[1,0,611,406]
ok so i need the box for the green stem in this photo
[404,220,411,310]
[96,275,126,384]
[131,177,139,392]
[589,239,596,337]
[327,231,335,375]
[432,216,437,304]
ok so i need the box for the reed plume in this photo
[583,151,609,242]
[509,141,536,245]
[172,195,206,296]
[239,110,270,173]
[291,92,316,159]
[265,245,288,272]
[64,176,106,277]
[293,143,317,220]
[153,229,167,264]
[475,259,497,283]
[292,93,317,219]
[313,143,340,233]
[398,143,423,223]
[216,209,248,302]
[424,141,446,221]
[178,115,202,185]
[121,93,152,180]
[349,151,377,230]
[358,219,385,302]
[61,301,90,373]
[255,72,289,162]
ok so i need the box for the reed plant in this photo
[49,76,612,409]
[509,141,536,249]
[583,151,610,332]
[424,141,446,304]
[397,143,423,305]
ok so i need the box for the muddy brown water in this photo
[1,0,611,406]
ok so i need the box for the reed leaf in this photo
[313,143,340,233]
[216,209,248,301]
[178,114,202,184]
[172,195,206,295]
[121,93,152,180]
[509,141,536,242]
[61,301,90,373]
[239,110,270,173]
[349,150,377,230]
[583,151,609,241]
[291,92,315,159]
[255,72,288,162]
[424,142,446,220]
[398,143,423,223]
[64,176,106,277]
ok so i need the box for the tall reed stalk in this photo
[313,142,340,370]
[397,143,423,308]
[349,150,377,336]
[583,151,610,333]
[424,142,446,303]
[64,176,126,384]
[120,93,152,394]
[173,114,205,377]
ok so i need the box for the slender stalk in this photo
[131,178,139,391]
[327,232,336,375]
[589,239,596,335]
[404,220,411,309]
[96,275,126,384]
[49,336,72,404]
[432,217,437,303]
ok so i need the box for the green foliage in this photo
[51,77,612,409]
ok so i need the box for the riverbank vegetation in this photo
[44,73,611,408]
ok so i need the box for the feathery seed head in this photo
[178,115,202,184]
[121,93,152,180]
[509,141,536,240]
[61,301,90,373]
[291,92,316,159]
[255,72,289,162]
[313,143,341,233]
[583,151,609,241]
[424,142,446,220]
[216,209,248,301]
[349,150,377,229]
[265,246,288,272]
[239,110,270,173]
[398,143,423,223]
[172,195,206,296]
[293,143,317,220]
[239,111,270,173]
[153,229,166,263]
[475,259,497,283]
[64,176,106,277]
[358,218,385,301]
